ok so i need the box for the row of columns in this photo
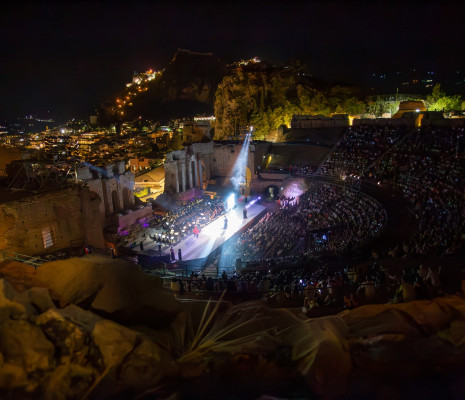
[175,157,203,193]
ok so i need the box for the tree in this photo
[367,98,390,117]
[426,84,444,107]
[387,101,400,115]
[341,97,367,115]
[426,84,462,112]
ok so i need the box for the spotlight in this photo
[227,193,235,210]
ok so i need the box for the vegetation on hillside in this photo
[213,66,366,140]
[214,68,464,141]
[426,84,463,113]
[102,52,464,137]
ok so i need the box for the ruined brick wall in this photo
[211,144,255,180]
[83,170,135,225]
[0,188,91,256]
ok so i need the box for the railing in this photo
[168,289,267,304]
[143,264,239,279]
[0,250,45,269]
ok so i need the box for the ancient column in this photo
[181,163,186,192]
[194,156,199,187]
[198,159,203,189]
[175,162,180,193]
[188,158,193,189]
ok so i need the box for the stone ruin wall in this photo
[0,187,95,256]
[163,142,215,197]
[163,142,266,198]
[77,161,136,227]
[291,115,349,129]
[0,160,139,256]
[353,114,465,128]
[211,144,241,177]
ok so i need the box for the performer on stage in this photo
[243,208,247,219]
[223,216,228,229]
[193,225,200,239]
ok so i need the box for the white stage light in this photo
[246,198,258,208]
[227,193,235,210]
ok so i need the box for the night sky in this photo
[1,0,464,121]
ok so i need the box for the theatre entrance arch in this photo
[264,184,280,199]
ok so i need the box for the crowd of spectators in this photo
[167,259,445,314]
[221,181,386,263]
[319,125,465,258]
[325,126,407,177]
[244,253,314,271]
[156,123,465,320]
[372,126,465,257]
[289,163,317,176]
[161,124,463,314]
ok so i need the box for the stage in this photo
[129,197,266,266]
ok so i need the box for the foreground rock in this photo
[0,278,26,321]
[0,277,178,399]
[0,256,183,328]
[1,259,465,399]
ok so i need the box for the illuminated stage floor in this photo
[133,198,266,262]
